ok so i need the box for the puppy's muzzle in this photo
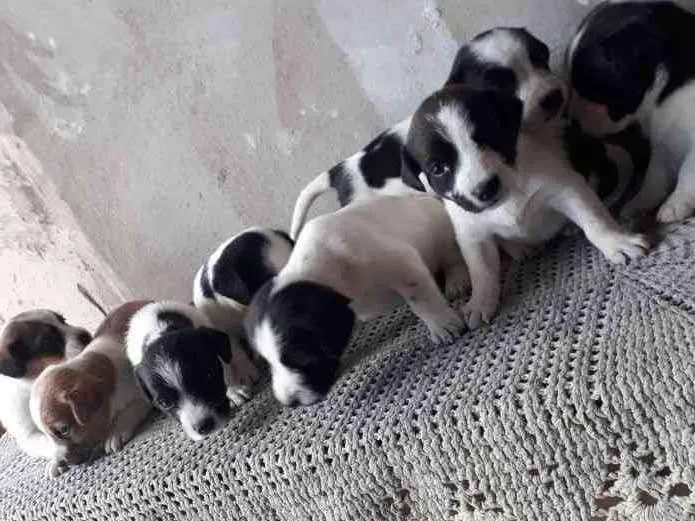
[193,416,217,436]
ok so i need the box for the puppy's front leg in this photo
[550,175,650,264]
[458,239,501,330]
[384,245,463,344]
[656,148,695,223]
[226,343,260,407]
[104,397,151,455]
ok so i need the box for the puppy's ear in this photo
[468,89,523,165]
[199,327,232,363]
[134,368,154,402]
[400,147,426,191]
[61,377,104,426]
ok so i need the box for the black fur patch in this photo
[138,327,231,418]
[328,163,354,207]
[571,2,695,122]
[211,231,280,306]
[0,321,65,378]
[360,130,405,189]
[246,281,355,400]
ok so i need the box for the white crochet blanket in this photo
[1,221,695,521]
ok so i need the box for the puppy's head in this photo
[0,310,91,380]
[195,228,294,309]
[403,86,523,212]
[134,327,232,441]
[567,3,671,136]
[31,352,115,464]
[245,281,355,407]
[447,27,567,129]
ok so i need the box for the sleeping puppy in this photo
[245,194,470,407]
[0,310,91,460]
[568,1,695,223]
[30,302,152,477]
[127,302,259,441]
[401,85,650,329]
[193,228,293,334]
[290,27,567,239]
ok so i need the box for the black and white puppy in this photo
[0,310,91,458]
[401,85,650,328]
[290,27,567,239]
[245,195,470,407]
[126,302,259,441]
[193,228,293,335]
[568,1,695,223]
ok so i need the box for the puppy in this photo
[30,301,152,477]
[0,310,91,460]
[568,1,695,223]
[290,27,567,239]
[401,85,650,329]
[193,228,294,334]
[127,301,259,441]
[245,194,470,407]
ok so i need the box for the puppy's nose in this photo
[194,417,216,436]
[286,397,301,408]
[472,175,501,203]
[540,89,565,118]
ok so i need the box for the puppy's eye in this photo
[427,161,451,178]
[156,397,175,411]
[52,424,70,440]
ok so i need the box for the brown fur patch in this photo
[94,300,152,341]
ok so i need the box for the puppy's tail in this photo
[290,171,332,240]
[76,283,107,317]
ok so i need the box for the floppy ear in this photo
[134,368,153,402]
[199,327,232,363]
[400,147,426,191]
[62,378,104,426]
[468,89,523,165]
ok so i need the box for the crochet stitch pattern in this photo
[1,220,694,521]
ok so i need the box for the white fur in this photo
[444,129,649,329]
[437,104,501,203]
[31,333,151,477]
[471,29,567,130]
[127,301,259,439]
[253,320,320,407]
[255,195,469,405]
[126,301,211,366]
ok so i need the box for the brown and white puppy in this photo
[30,301,153,477]
[0,310,91,460]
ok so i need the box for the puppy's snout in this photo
[540,88,565,119]
[194,416,216,436]
[472,175,501,204]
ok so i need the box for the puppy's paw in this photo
[596,231,650,264]
[656,199,694,224]
[45,459,68,478]
[104,431,130,455]
[425,309,465,345]
[227,385,252,407]
[461,293,499,330]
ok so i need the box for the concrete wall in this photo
[1,0,690,304]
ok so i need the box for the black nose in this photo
[472,175,501,203]
[540,89,564,117]
[286,397,301,408]
[194,417,216,436]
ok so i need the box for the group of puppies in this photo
[2,1,695,477]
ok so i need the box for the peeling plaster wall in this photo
[1,0,694,302]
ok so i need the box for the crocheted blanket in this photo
[2,221,695,521]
